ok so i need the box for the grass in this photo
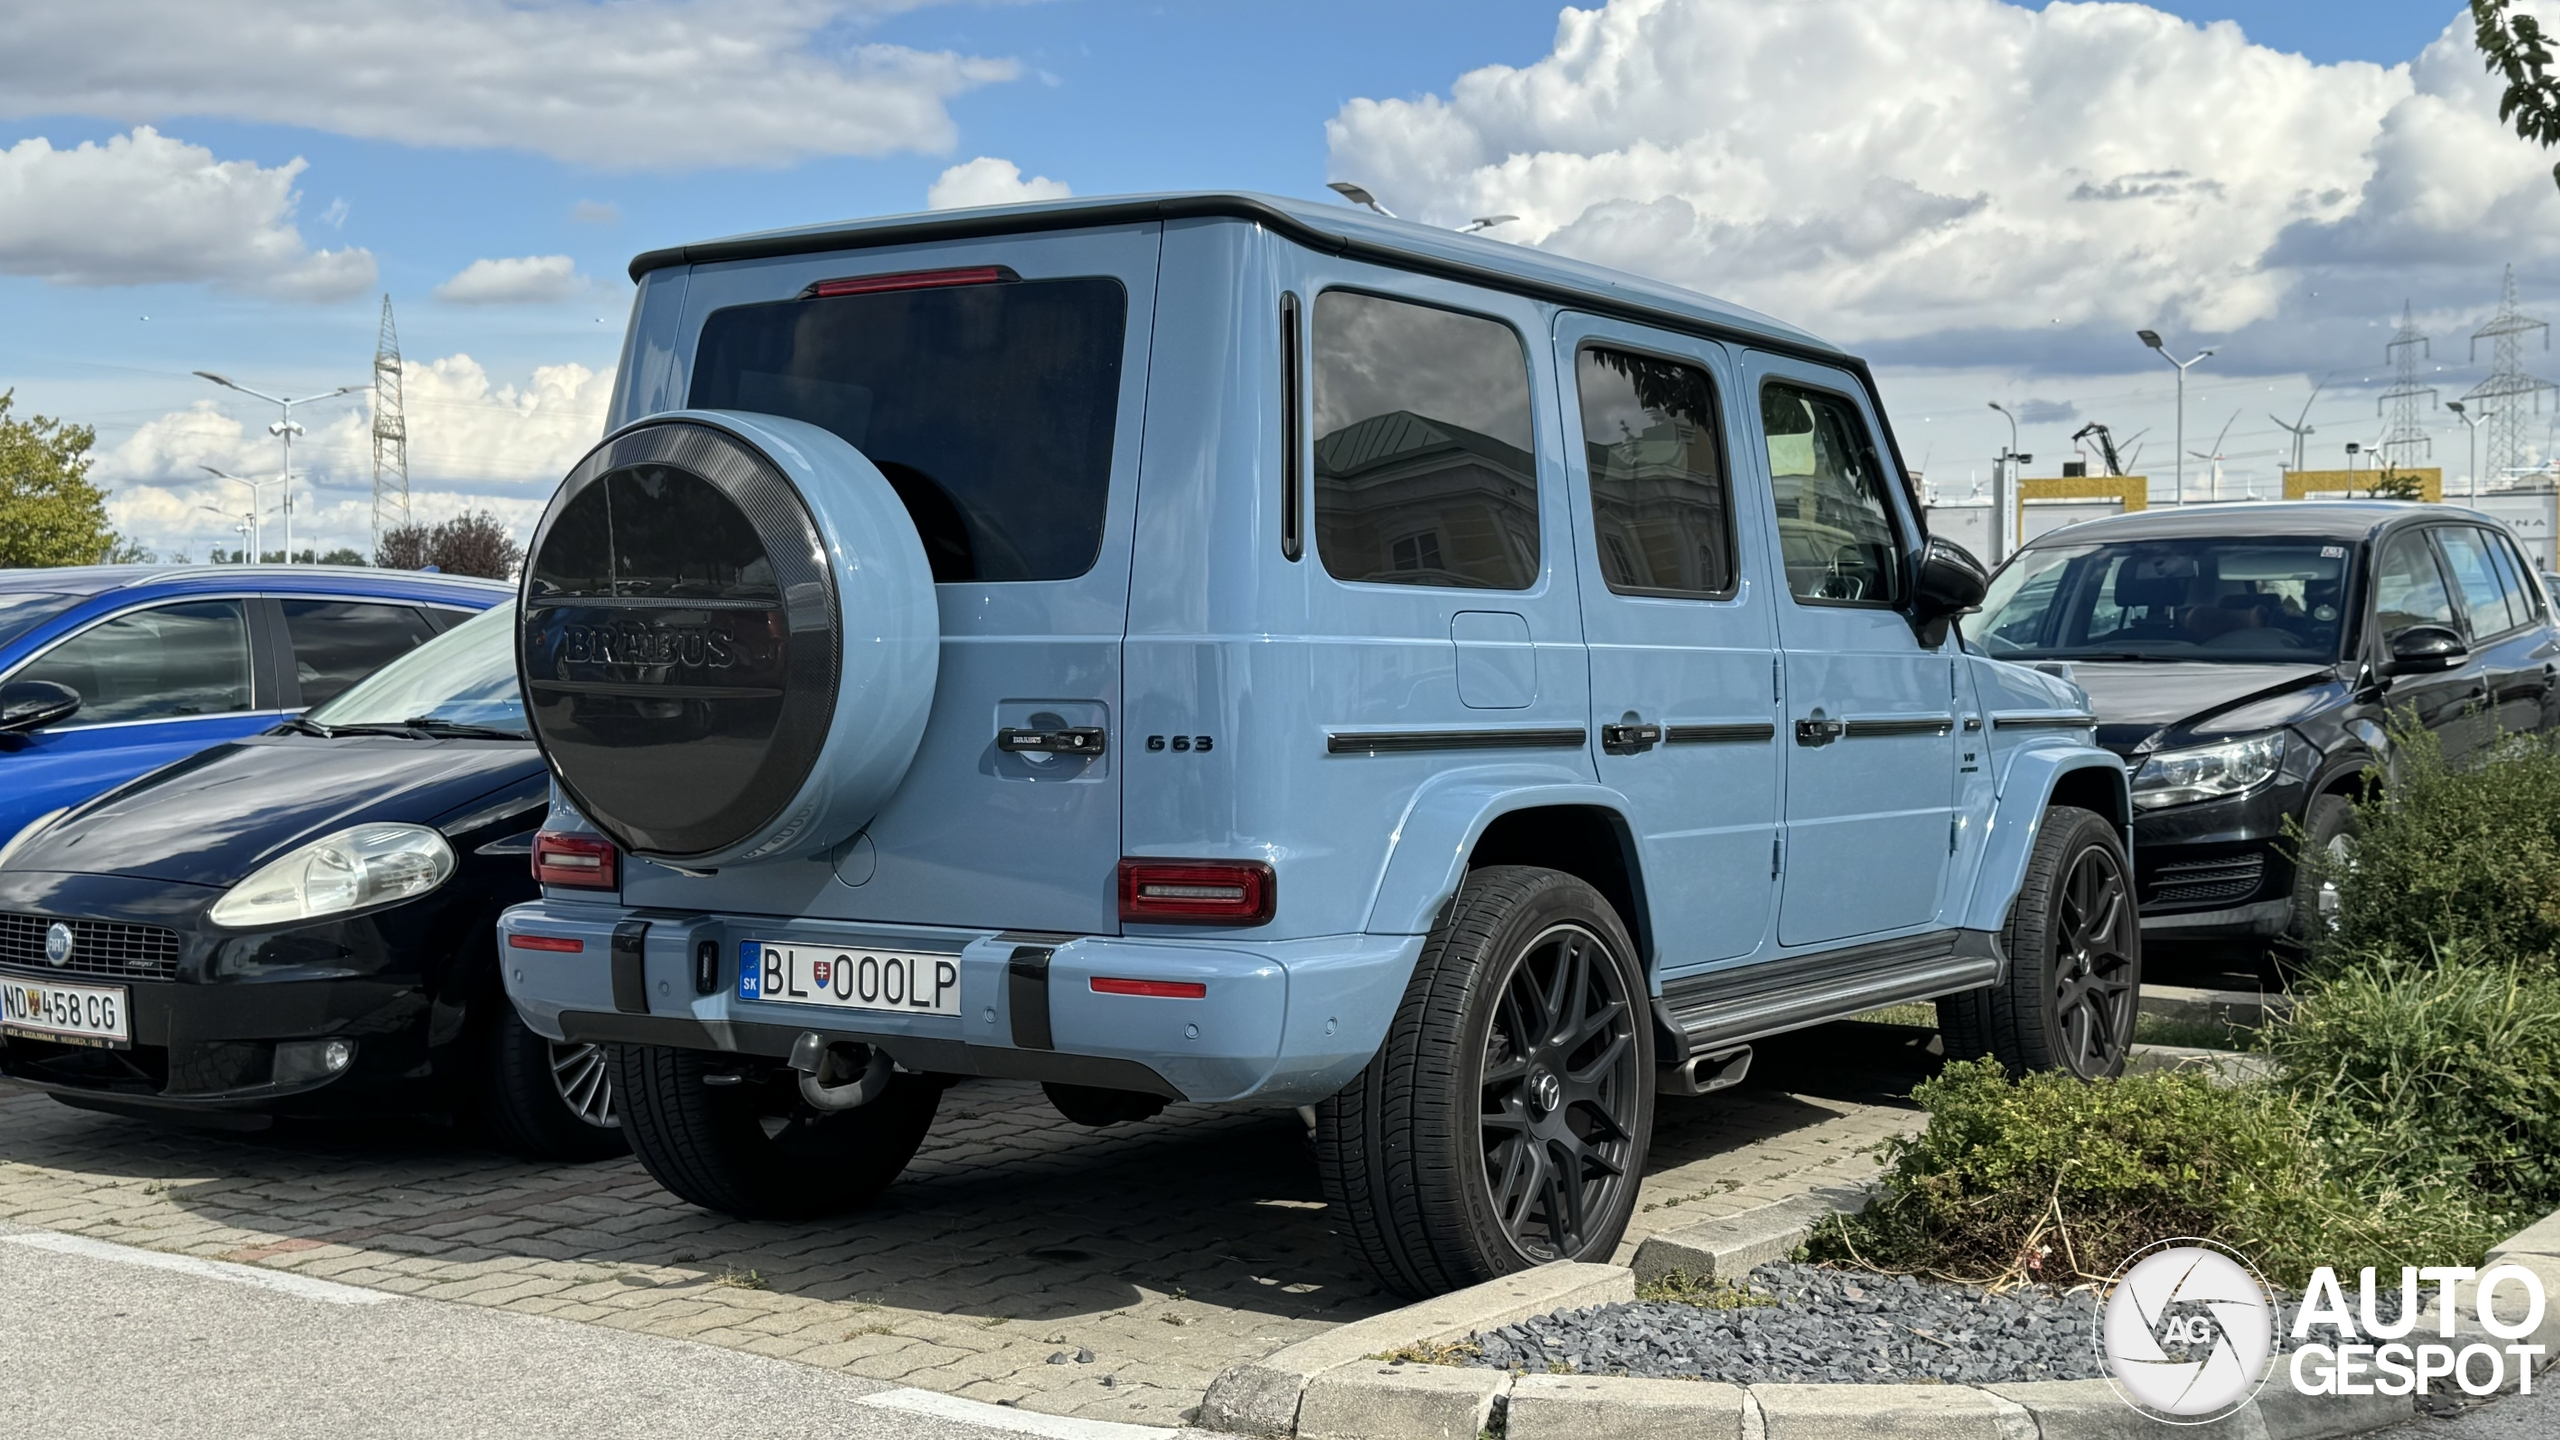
[712,1268,769,1290]
[1637,1269,1777,1309]
[1848,1002,1939,1028]
[1372,1338,1481,1365]
[2133,1012,2249,1050]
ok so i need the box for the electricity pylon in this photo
[2377,301,2436,471]
[370,294,411,561]
[2463,266,2556,485]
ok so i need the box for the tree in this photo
[0,390,123,567]
[378,509,523,579]
[2474,0,2560,186]
[2364,465,2425,502]
[315,546,367,566]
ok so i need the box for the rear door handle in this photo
[1794,716,1845,747]
[1601,721,1662,754]
[997,726,1107,756]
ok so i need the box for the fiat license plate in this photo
[738,942,962,1018]
[0,976,130,1048]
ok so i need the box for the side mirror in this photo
[2381,623,2468,676]
[0,680,79,735]
[1910,535,1989,647]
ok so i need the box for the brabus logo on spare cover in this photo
[44,922,72,967]
[556,621,737,671]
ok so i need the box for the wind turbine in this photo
[2187,412,2240,501]
[2269,371,2334,478]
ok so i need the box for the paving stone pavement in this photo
[0,1021,1933,1427]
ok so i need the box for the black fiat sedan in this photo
[1971,501,2559,949]
[0,602,623,1159]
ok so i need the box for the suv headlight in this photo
[2129,732,2286,811]
[210,823,456,929]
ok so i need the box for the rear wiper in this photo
[402,717,527,740]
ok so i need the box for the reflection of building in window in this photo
[1314,410,1539,589]
[1578,348,1731,598]
[1764,385,1900,604]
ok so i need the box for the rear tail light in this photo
[805,265,1015,299]
[532,831,617,889]
[1117,859,1275,925]
[1091,976,1209,999]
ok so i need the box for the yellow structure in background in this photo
[2283,468,2443,503]
[2016,475,2148,528]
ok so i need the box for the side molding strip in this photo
[1991,712,2099,729]
[1664,722,1778,744]
[1326,728,1588,755]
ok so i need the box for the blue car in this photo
[0,566,513,843]
[497,193,2129,1301]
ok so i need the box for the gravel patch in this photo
[1460,1261,2408,1387]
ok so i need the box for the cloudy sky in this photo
[0,0,2540,558]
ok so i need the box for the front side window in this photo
[282,600,438,706]
[2434,526,2519,638]
[1761,383,1902,605]
[1974,537,2351,662]
[2373,530,2458,641]
[1577,347,1734,598]
[690,275,1129,583]
[14,600,252,725]
[1311,290,1538,589]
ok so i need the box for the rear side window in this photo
[2485,528,2542,624]
[1761,383,1903,605]
[1576,346,1734,598]
[689,276,1129,583]
[1311,290,1538,590]
[2433,527,2518,637]
[282,599,439,706]
[15,600,252,725]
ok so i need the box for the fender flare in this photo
[1958,741,2132,937]
[1362,764,1642,939]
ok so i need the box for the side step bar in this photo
[1653,928,2003,1061]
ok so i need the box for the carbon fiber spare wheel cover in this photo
[518,411,938,866]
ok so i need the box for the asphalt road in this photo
[0,1222,1180,1440]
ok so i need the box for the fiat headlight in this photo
[2129,732,2286,811]
[209,823,456,928]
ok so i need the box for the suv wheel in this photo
[484,1003,629,1163]
[612,1044,938,1220]
[2285,791,2360,956]
[1315,866,1653,1299]
[1940,805,2140,1080]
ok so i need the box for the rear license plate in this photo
[737,942,962,1018]
[0,976,131,1048]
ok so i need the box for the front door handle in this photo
[1601,721,1662,754]
[1794,716,1845,747]
[997,726,1107,756]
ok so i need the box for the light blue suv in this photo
[497,193,2131,1297]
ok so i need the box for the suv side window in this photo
[14,600,253,725]
[2373,529,2458,639]
[1311,290,1538,589]
[1760,382,1903,605]
[281,599,439,706]
[2486,528,2542,625]
[1576,346,1734,597]
[2434,526,2518,638]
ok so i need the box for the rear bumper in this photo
[496,900,1424,1106]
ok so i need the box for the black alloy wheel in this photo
[1940,805,2142,1081]
[485,1003,630,1163]
[1479,922,1645,1260]
[1317,866,1654,1299]
[549,1041,618,1129]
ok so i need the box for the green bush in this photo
[2307,727,2560,972]
[1807,1058,2499,1289]
[2267,941,2560,1224]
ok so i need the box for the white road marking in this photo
[859,1387,1176,1440]
[0,1230,395,1305]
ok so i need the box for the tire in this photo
[2284,791,2361,957]
[483,1003,629,1163]
[1939,805,2140,1080]
[1315,866,1654,1300]
[611,1044,939,1220]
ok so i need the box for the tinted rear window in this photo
[690,276,1128,583]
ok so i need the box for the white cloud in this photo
[1,0,1018,171]
[99,353,613,555]
[927,156,1071,210]
[1325,0,2560,356]
[434,255,587,306]
[0,127,372,298]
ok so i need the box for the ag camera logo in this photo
[2097,1240,2278,1423]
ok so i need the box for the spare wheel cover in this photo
[518,410,938,867]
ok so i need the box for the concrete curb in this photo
[1629,1191,1865,1286]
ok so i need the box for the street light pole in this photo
[2138,330,2216,506]
[193,372,359,563]
[1987,401,2033,565]
[201,466,284,561]
[2448,400,2485,499]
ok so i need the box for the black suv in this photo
[1972,501,2559,945]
